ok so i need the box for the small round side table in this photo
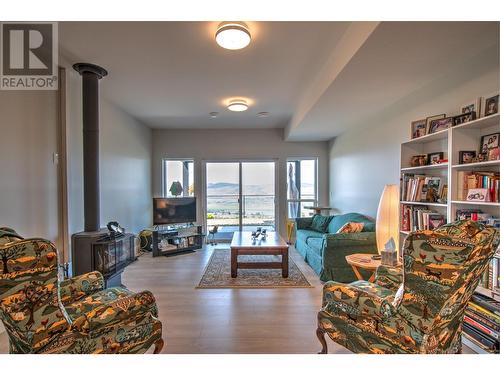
[345,253,381,283]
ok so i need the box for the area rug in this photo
[196,249,313,288]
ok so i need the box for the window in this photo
[162,159,194,197]
[286,158,317,218]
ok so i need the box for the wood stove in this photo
[70,62,135,287]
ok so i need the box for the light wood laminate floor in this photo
[0,245,474,354]
[0,245,348,354]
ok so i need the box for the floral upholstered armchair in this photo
[317,220,499,354]
[0,228,164,354]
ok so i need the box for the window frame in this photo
[286,157,318,218]
[161,158,195,198]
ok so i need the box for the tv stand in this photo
[152,224,204,257]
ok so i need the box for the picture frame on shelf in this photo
[480,132,499,153]
[458,151,476,164]
[482,92,499,117]
[466,188,490,203]
[428,116,453,134]
[453,111,476,126]
[410,154,428,167]
[439,184,448,203]
[460,98,481,116]
[411,119,427,139]
[425,114,446,133]
[488,147,500,161]
[427,152,444,165]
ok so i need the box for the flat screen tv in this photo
[153,197,197,225]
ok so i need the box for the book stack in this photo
[457,171,500,202]
[455,209,500,227]
[400,204,446,231]
[463,293,500,353]
[401,174,445,202]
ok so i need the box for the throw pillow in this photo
[337,222,364,234]
[310,215,332,233]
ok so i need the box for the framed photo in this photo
[466,188,489,202]
[488,147,500,161]
[411,119,427,139]
[427,152,444,165]
[460,98,481,116]
[482,92,499,117]
[453,111,476,126]
[425,114,445,133]
[458,150,476,164]
[428,117,453,134]
[480,132,499,153]
[440,184,448,202]
[410,154,428,167]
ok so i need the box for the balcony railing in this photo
[206,194,275,230]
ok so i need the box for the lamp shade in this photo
[376,184,400,255]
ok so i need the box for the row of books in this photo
[401,174,446,202]
[455,209,500,227]
[457,171,500,202]
[463,293,500,353]
[400,205,445,231]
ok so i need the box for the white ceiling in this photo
[59,21,499,140]
[59,21,350,130]
[287,21,500,140]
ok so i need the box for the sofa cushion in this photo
[328,213,375,234]
[310,215,332,233]
[306,236,325,256]
[296,229,323,245]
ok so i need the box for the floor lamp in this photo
[376,184,400,257]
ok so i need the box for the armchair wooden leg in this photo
[316,327,328,354]
[153,338,164,354]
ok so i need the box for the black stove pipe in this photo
[73,63,108,232]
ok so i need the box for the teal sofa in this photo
[295,213,378,282]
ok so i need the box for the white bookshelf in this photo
[400,112,500,301]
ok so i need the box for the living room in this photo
[1,1,499,373]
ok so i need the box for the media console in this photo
[151,224,204,257]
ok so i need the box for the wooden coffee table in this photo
[230,231,289,278]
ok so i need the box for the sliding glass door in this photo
[205,161,276,240]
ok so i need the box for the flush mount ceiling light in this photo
[227,99,248,112]
[215,22,251,50]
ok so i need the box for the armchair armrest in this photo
[375,265,403,291]
[295,217,313,230]
[59,271,105,306]
[70,290,158,334]
[322,281,396,319]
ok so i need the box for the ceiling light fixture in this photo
[215,22,251,50]
[227,99,248,112]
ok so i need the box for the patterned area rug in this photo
[196,249,313,288]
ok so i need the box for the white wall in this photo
[0,89,60,335]
[329,48,500,218]
[63,63,153,241]
[0,90,60,243]
[152,128,329,237]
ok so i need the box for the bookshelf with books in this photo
[400,126,450,249]
[400,112,500,311]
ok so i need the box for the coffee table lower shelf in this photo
[231,248,289,278]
